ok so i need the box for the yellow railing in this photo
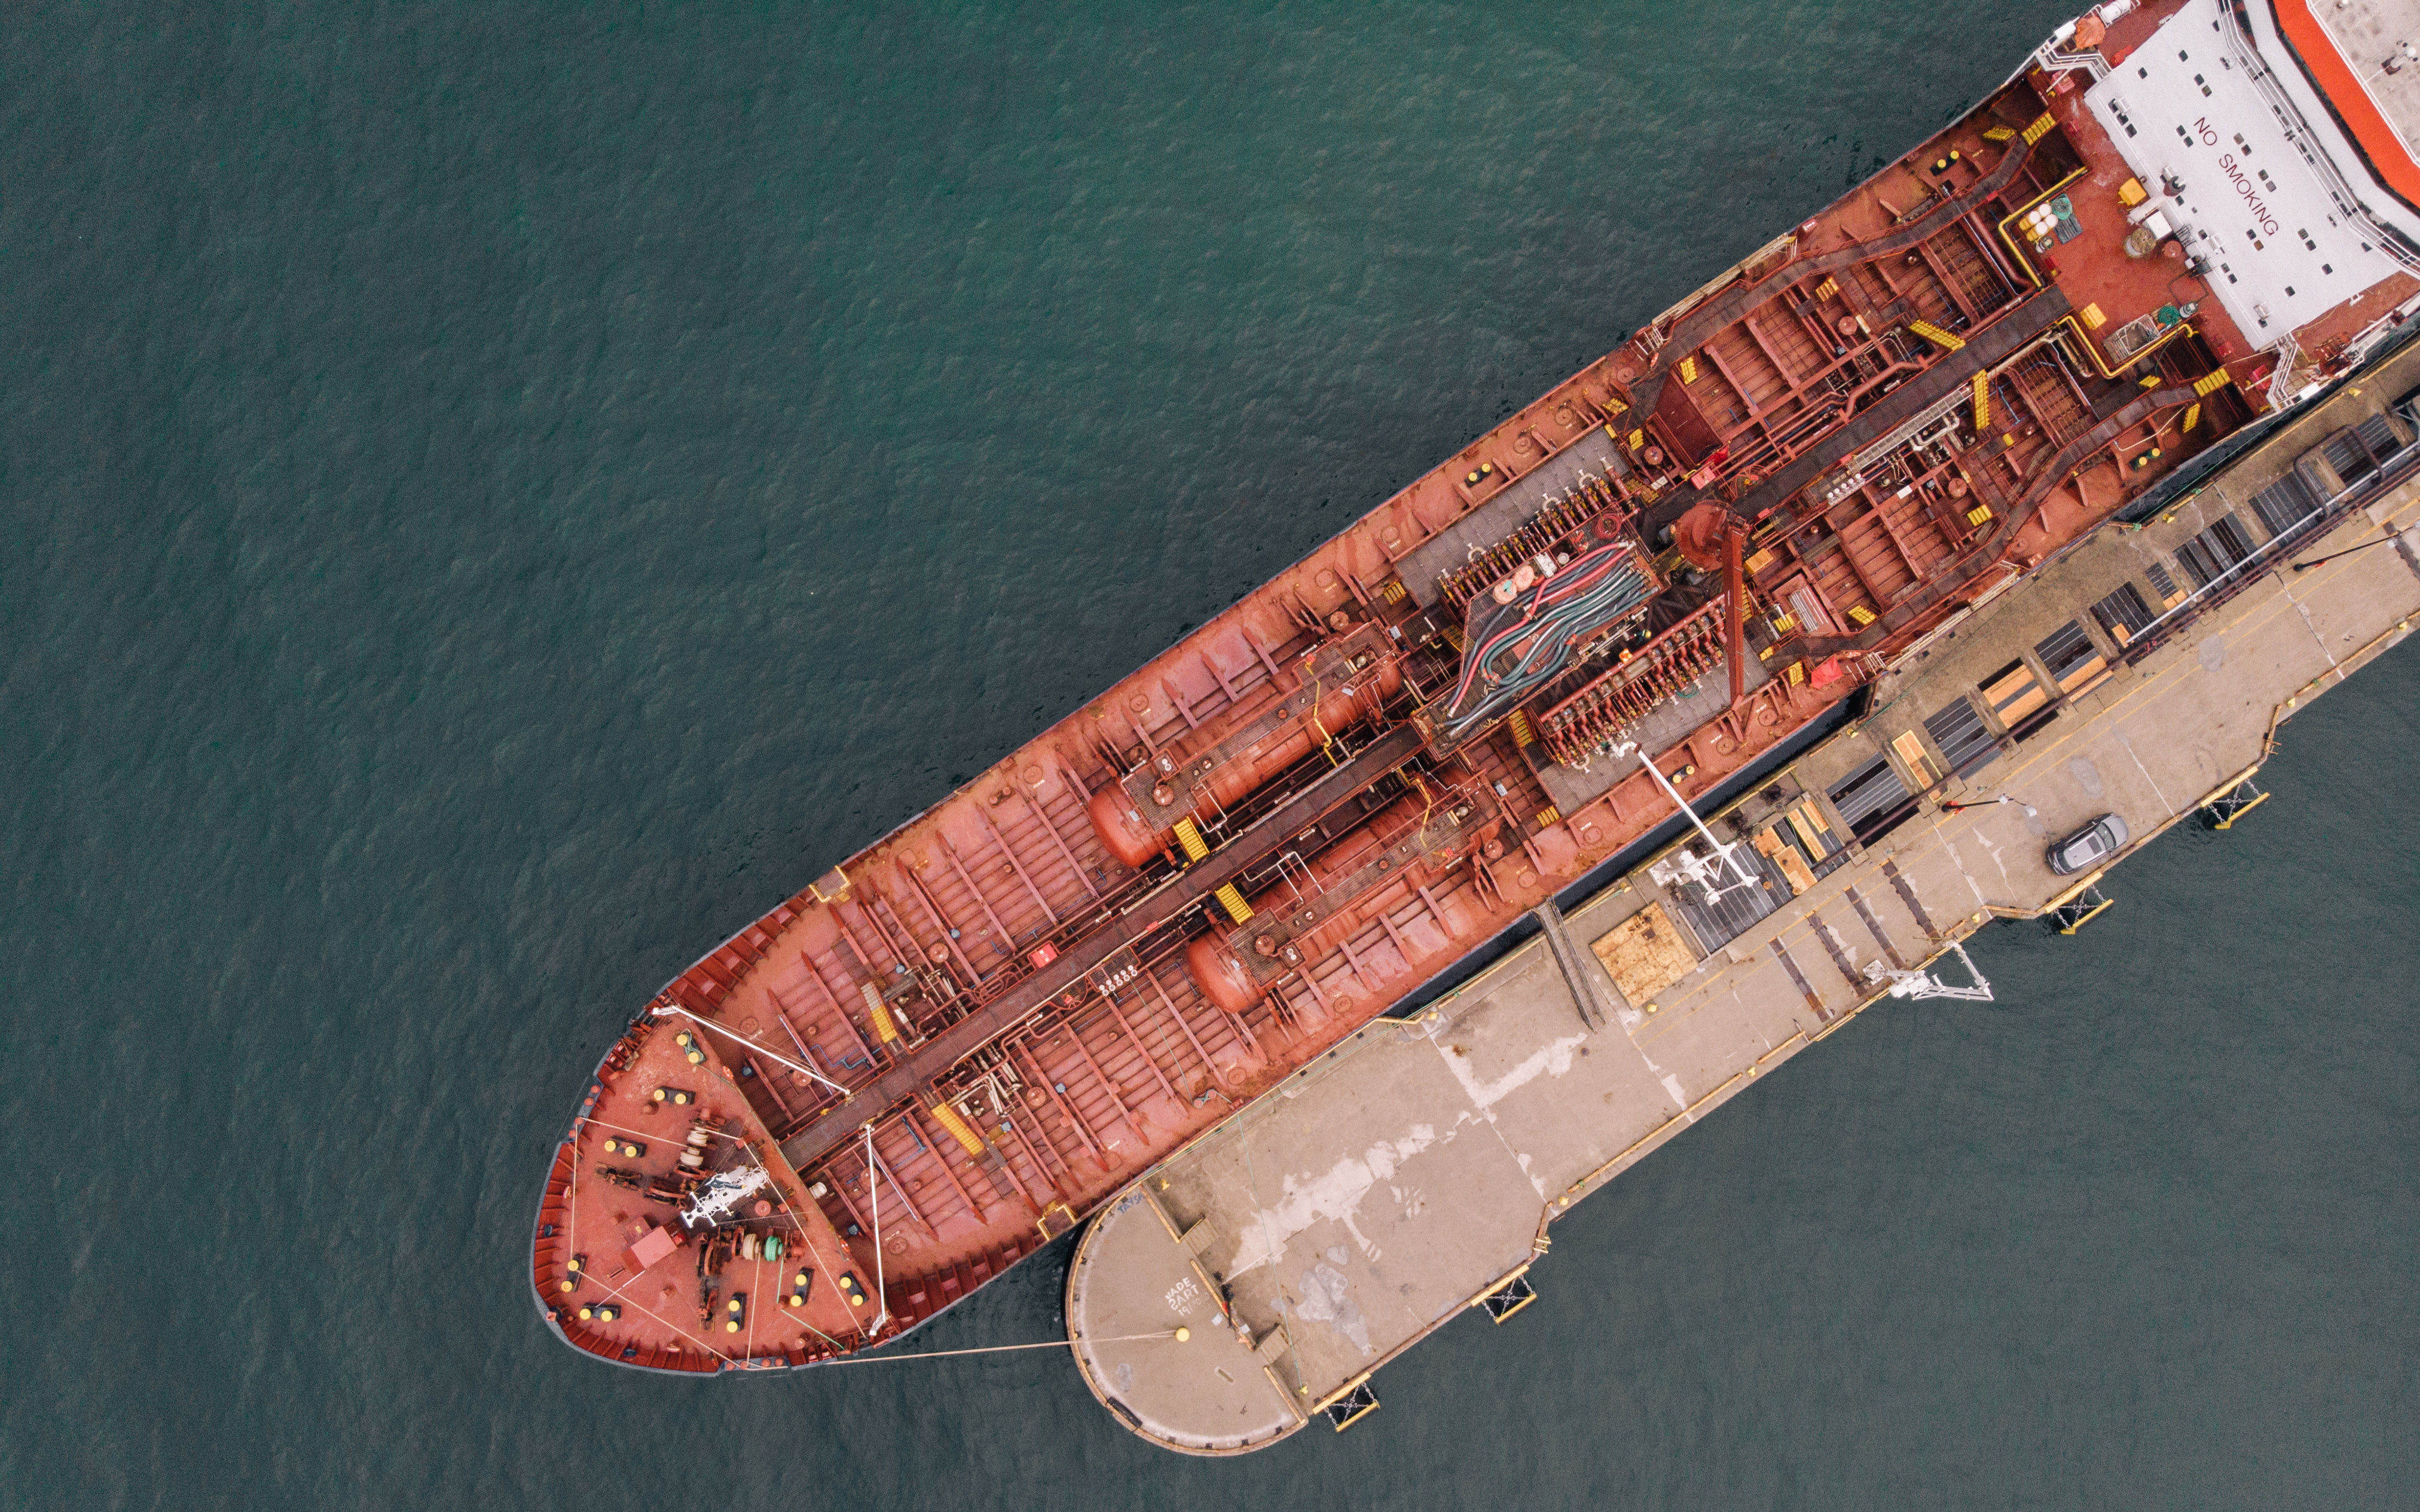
[1993,166,2089,289]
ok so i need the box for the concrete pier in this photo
[1065,343,2420,1454]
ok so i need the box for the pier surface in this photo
[1066,342,2420,1453]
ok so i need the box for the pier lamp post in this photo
[2292,534,2406,573]
[1939,794,2036,816]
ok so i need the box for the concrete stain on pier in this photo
[1235,1024,1608,1268]
[1431,1029,1589,1110]
[1226,1125,1439,1277]
[1290,1261,1375,1358]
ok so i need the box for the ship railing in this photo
[2338,294,2420,374]
[2265,332,2306,412]
[2030,39,2110,85]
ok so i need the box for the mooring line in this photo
[814,1330,1179,1367]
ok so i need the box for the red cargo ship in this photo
[531,0,2420,1373]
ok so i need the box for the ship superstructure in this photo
[531,0,2419,1375]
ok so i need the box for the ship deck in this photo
[1065,337,2420,1452]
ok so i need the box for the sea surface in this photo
[4,2,2415,1507]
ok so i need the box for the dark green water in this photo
[6,2,2415,1507]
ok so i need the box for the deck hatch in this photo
[2005,703,2063,743]
[2091,583,2158,645]
[1828,755,1917,846]
[2144,558,2182,605]
[1979,659,2049,728]
[1750,800,1849,895]
[2034,619,2112,698]
[2318,414,2406,489]
[1923,694,2002,777]
[2250,472,2324,538]
[1662,843,1788,953]
[2173,513,2257,588]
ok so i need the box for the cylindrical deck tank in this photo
[1181,789,1479,1016]
[1186,932,1266,1019]
[1086,647,1402,870]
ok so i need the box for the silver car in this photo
[2047,812,2129,876]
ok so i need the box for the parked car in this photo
[2047,813,2129,876]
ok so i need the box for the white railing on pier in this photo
[2128,426,2420,654]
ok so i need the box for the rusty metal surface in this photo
[534,1,2420,1369]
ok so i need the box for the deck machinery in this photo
[531,0,2420,1376]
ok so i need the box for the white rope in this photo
[863,1124,891,1332]
[570,1147,858,1360]
[586,1273,738,1365]
[728,1141,855,1349]
[578,1099,866,1346]
[580,1110,742,1145]
[814,1330,1180,1367]
[559,1144,737,1367]
[857,1134,933,1239]
[563,1086,893,1359]
[658,1004,851,1095]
